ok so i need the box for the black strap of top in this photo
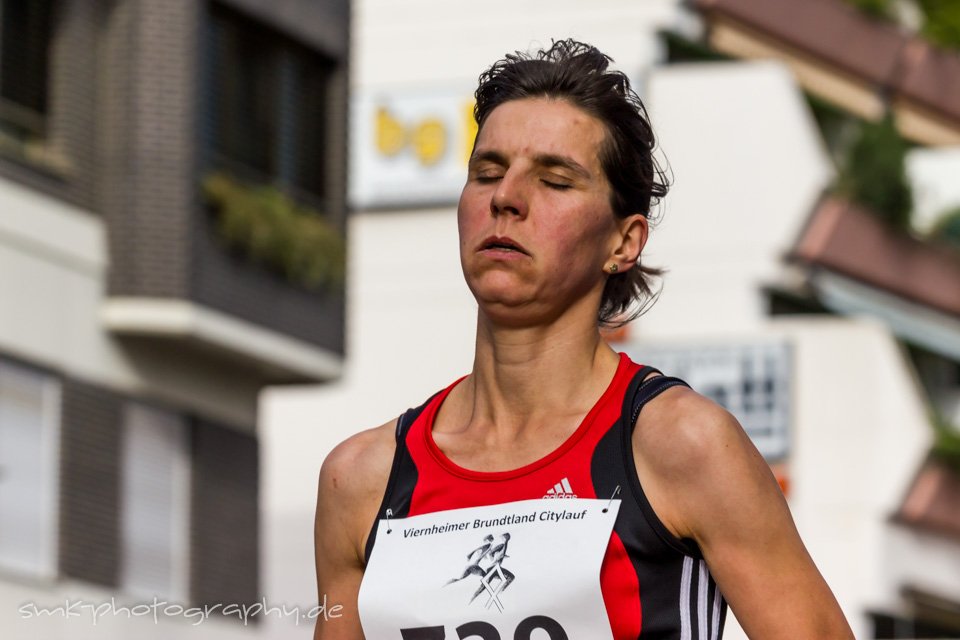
[394,387,442,440]
[622,366,702,558]
[629,369,691,431]
[364,397,437,564]
[395,407,412,439]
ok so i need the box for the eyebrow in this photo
[533,153,592,180]
[469,150,593,180]
[468,150,508,169]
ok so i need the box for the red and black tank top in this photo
[362,353,727,639]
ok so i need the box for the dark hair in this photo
[474,39,669,326]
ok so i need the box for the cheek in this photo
[540,200,616,256]
[457,183,489,225]
[456,190,480,244]
[457,189,494,271]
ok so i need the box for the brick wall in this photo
[101,0,197,298]
[190,417,260,609]
[58,378,123,587]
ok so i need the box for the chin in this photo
[478,305,545,329]
[465,271,531,301]
[471,285,557,324]
[473,291,532,313]
[467,283,534,320]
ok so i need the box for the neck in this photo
[462,303,621,435]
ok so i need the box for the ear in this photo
[608,214,649,271]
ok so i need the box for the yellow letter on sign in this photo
[463,100,478,166]
[412,119,446,166]
[376,107,406,157]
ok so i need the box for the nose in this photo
[490,171,527,219]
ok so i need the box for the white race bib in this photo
[359,498,620,640]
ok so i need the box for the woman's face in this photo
[458,97,627,327]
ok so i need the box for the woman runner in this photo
[314,39,853,639]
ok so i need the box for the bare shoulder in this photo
[634,384,760,474]
[631,384,772,541]
[319,420,398,504]
[315,419,398,560]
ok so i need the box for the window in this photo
[0,0,54,141]
[120,403,190,600]
[208,5,332,201]
[0,359,60,579]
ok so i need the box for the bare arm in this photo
[313,422,396,640]
[634,387,853,639]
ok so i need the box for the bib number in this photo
[401,615,567,639]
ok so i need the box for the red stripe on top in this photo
[602,532,643,638]
[401,352,644,639]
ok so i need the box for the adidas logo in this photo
[544,477,577,499]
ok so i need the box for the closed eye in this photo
[541,179,572,190]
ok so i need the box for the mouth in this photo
[478,235,530,256]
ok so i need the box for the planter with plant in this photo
[202,172,345,291]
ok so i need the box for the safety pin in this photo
[602,485,621,513]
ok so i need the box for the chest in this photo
[429,429,578,474]
[430,402,589,475]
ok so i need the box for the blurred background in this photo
[1,0,959,637]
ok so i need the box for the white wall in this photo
[881,526,960,612]
[354,0,680,89]
[907,146,960,234]
[0,178,108,375]
[774,318,930,638]
[639,60,833,337]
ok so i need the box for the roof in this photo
[894,458,960,541]
[695,0,960,124]
[789,197,960,319]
